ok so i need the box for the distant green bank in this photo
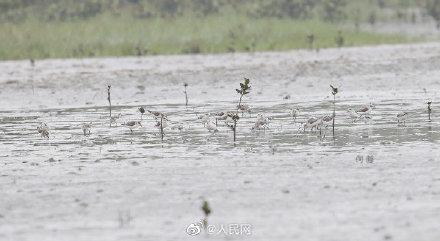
[0,15,414,60]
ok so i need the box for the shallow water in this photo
[1,43,440,241]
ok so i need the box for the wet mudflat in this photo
[1,43,440,241]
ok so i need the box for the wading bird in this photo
[237,104,251,117]
[37,123,49,139]
[304,117,322,131]
[81,122,92,136]
[397,112,408,126]
[251,114,270,131]
[290,107,300,122]
[123,121,142,133]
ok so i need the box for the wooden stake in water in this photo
[107,85,112,127]
[330,85,339,137]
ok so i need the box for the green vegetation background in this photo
[0,0,430,60]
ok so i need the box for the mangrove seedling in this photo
[229,77,251,145]
[183,83,189,106]
[107,85,112,127]
[428,101,432,121]
[138,107,145,120]
[201,200,211,229]
[330,85,338,137]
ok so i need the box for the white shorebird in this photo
[251,113,270,131]
[356,103,374,115]
[304,117,322,131]
[321,114,334,127]
[237,104,251,116]
[199,114,218,133]
[347,107,371,123]
[37,123,49,139]
[110,113,122,126]
[290,107,300,122]
[198,114,211,124]
[155,119,168,129]
[347,108,360,120]
[171,123,185,131]
[123,121,142,133]
[148,110,168,121]
[397,112,408,125]
[81,122,92,136]
[204,120,219,133]
[212,112,229,125]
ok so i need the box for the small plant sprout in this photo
[330,85,338,137]
[138,107,145,120]
[107,85,112,127]
[201,200,211,229]
[427,101,432,121]
[229,77,251,145]
[183,82,189,106]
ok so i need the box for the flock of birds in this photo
[35,100,417,140]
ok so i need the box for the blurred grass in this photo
[0,14,415,60]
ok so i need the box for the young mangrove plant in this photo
[428,101,432,121]
[183,83,189,106]
[228,77,251,145]
[330,85,338,137]
[201,200,211,229]
[107,85,112,127]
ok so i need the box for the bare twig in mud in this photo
[330,85,338,138]
[229,77,251,146]
[107,85,112,127]
[201,200,211,229]
[183,83,189,106]
[427,101,432,122]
